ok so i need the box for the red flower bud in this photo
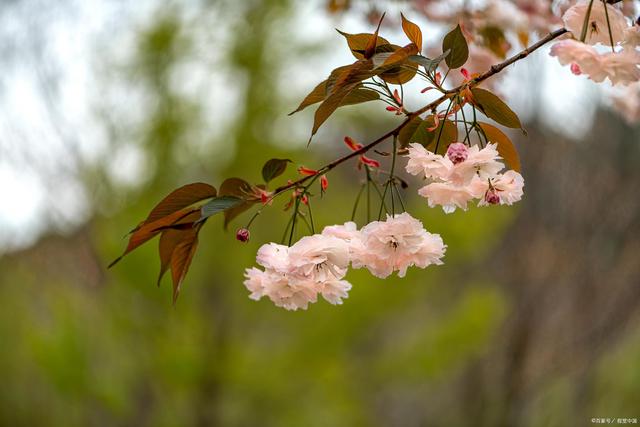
[460,68,471,80]
[320,175,329,192]
[360,155,380,168]
[344,136,363,151]
[297,166,318,176]
[236,228,250,242]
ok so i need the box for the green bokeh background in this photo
[1,1,639,426]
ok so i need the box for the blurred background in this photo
[0,0,639,426]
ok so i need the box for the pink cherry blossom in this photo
[320,280,352,305]
[243,267,318,311]
[244,267,271,301]
[563,0,628,46]
[448,143,504,185]
[353,213,446,278]
[288,234,350,283]
[264,277,319,311]
[492,170,525,206]
[601,48,640,85]
[256,242,290,272]
[321,221,365,258]
[550,40,610,82]
[405,143,452,180]
[418,177,487,213]
[623,25,640,47]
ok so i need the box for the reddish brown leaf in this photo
[477,122,521,172]
[219,178,258,228]
[144,183,216,225]
[310,61,376,139]
[169,224,202,303]
[381,43,419,67]
[336,31,391,60]
[158,228,187,287]
[289,80,327,115]
[329,60,374,96]
[401,13,422,52]
[109,183,216,268]
[364,12,386,59]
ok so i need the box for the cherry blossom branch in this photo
[273,27,569,197]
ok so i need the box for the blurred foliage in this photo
[0,1,639,426]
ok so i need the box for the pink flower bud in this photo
[484,189,500,205]
[236,228,250,242]
[570,63,582,75]
[446,142,469,164]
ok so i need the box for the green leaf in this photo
[398,116,426,148]
[442,25,468,69]
[340,86,380,106]
[200,196,244,220]
[409,49,450,73]
[471,88,523,130]
[425,118,458,154]
[262,158,291,183]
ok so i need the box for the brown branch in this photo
[273,27,569,196]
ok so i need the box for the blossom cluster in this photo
[550,1,640,86]
[405,142,524,214]
[244,213,446,310]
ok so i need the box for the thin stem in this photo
[580,0,595,42]
[306,196,315,234]
[281,214,294,244]
[351,183,366,221]
[288,196,301,246]
[245,210,261,228]
[298,211,314,234]
[392,182,406,212]
[389,135,398,216]
[366,167,371,222]
[434,100,455,154]
[601,0,616,52]
[459,100,472,145]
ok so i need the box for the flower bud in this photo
[570,63,582,75]
[446,142,469,164]
[236,228,250,242]
[320,175,329,192]
[484,189,500,205]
